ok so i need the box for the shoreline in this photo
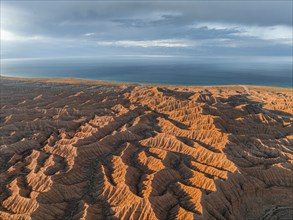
[1,75,292,91]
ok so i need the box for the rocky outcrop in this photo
[0,80,292,219]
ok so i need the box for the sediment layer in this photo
[0,79,292,220]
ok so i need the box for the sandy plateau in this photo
[0,78,292,220]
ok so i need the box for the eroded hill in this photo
[0,79,292,220]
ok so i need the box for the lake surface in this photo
[1,56,292,87]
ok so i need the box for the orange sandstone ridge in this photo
[0,78,292,220]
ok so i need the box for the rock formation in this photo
[0,79,292,220]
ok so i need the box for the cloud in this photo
[112,11,182,28]
[0,29,46,41]
[0,1,292,59]
[96,39,193,48]
[1,1,292,38]
[235,25,293,45]
[193,22,293,45]
[84,33,95,37]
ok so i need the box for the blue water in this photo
[1,56,292,87]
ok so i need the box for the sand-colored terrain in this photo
[0,78,292,220]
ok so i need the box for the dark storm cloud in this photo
[2,1,292,37]
[1,1,292,59]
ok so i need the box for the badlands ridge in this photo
[0,78,292,220]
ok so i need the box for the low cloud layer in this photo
[96,39,193,48]
[1,1,292,59]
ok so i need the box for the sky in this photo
[1,0,292,60]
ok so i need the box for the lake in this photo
[1,56,292,87]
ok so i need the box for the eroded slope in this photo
[0,80,292,220]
